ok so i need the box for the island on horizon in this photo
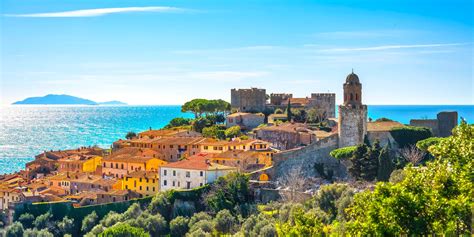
[12,94,127,105]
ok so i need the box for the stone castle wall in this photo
[338,105,367,148]
[231,88,266,112]
[437,111,458,137]
[309,93,336,118]
[270,93,293,106]
[269,134,346,181]
[410,119,438,136]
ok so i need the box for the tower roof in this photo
[345,72,360,84]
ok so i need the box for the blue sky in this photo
[1,0,472,105]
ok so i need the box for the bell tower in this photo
[338,71,367,147]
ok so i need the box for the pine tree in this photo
[349,144,367,180]
[377,146,393,181]
[361,141,380,181]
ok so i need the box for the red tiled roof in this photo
[161,153,236,171]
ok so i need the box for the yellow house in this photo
[102,156,167,179]
[210,150,274,171]
[198,138,271,154]
[122,171,159,196]
[58,155,102,173]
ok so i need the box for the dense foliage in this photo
[390,126,432,148]
[329,146,357,159]
[181,99,230,118]
[416,137,446,151]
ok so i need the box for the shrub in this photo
[188,212,212,228]
[99,223,149,237]
[375,117,393,122]
[203,172,251,214]
[57,216,75,236]
[18,213,34,229]
[189,220,213,233]
[33,212,52,230]
[81,211,98,234]
[125,131,137,140]
[416,137,446,151]
[260,224,277,237]
[142,214,168,236]
[330,146,357,159]
[390,126,432,148]
[5,222,24,237]
[202,125,226,139]
[224,126,242,138]
[213,209,237,234]
[170,216,189,237]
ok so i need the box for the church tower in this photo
[338,71,368,147]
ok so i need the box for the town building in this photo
[410,111,458,137]
[198,138,271,154]
[69,174,118,194]
[210,149,274,172]
[366,121,404,147]
[160,154,236,191]
[102,154,167,179]
[231,88,267,112]
[57,155,102,174]
[122,171,159,196]
[338,72,368,148]
[226,112,265,130]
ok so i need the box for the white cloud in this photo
[5,6,188,18]
[317,43,468,52]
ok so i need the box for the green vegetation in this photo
[375,117,393,122]
[416,137,446,151]
[181,99,230,119]
[164,117,193,129]
[202,125,226,139]
[4,123,471,236]
[390,126,432,148]
[125,131,137,140]
[224,126,242,139]
[330,146,357,159]
[346,141,394,181]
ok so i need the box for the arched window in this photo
[350,93,354,101]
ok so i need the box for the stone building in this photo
[308,93,336,118]
[226,112,265,130]
[270,93,293,106]
[231,88,267,112]
[409,111,458,137]
[338,72,368,148]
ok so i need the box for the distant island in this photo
[12,94,127,105]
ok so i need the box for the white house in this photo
[159,153,236,191]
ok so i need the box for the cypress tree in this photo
[286,99,292,122]
[361,141,380,181]
[377,146,393,181]
[349,144,367,180]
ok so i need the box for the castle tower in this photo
[338,71,368,147]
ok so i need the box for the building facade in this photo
[226,112,265,130]
[231,88,267,112]
[338,72,368,148]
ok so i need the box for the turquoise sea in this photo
[0,105,472,174]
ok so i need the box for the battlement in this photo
[311,93,336,98]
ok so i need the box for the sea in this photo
[0,105,472,174]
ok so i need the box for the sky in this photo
[0,0,473,105]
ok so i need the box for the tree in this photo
[82,211,99,234]
[23,228,54,237]
[203,172,251,214]
[348,144,367,180]
[286,99,292,121]
[188,212,212,228]
[224,126,241,139]
[143,214,168,236]
[416,137,446,151]
[346,123,473,235]
[5,222,24,237]
[400,145,426,166]
[33,212,52,230]
[375,117,393,122]
[313,184,354,223]
[148,191,172,219]
[377,147,393,181]
[125,131,137,140]
[99,223,149,237]
[170,216,189,237]
[202,125,226,139]
[123,203,142,220]
[100,211,123,227]
[18,213,35,229]
[213,209,237,234]
[330,146,357,159]
[277,167,307,202]
[165,117,192,129]
[390,126,432,148]
[57,216,75,236]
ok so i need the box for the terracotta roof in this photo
[110,147,162,159]
[161,153,236,171]
[125,171,159,179]
[103,155,162,164]
[282,98,310,106]
[152,137,206,145]
[367,121,404,132]
[139,129,200,138]
[256,122,309,133]
[228,112,264,118]
[58,154,99,163]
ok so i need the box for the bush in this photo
[416,137,446,151]
[142,214,168,236]
[330,146,357,159]
[213,209,237,234]
[33,212,52,230]
[57,216,75,235]
[390,126,432,148]
[224,126,242,138]
[5,222,24,237]
[375,117,393,122]
[170,216,189,237]
[203,172,251,214]
[99,223,149,237]
[81,211,98,234]
[188,212,212,228]
[202,125,226,139]
[18,213,35,229]
[260,224,277,237]
[189,220,213,233]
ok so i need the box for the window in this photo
[153,187,155,191]
[110,163,113,168]
[170,145,174,148]
[200,171,204,177]
[121,164,124,169]
[139,186,142,190]
[186,181,191,189]
[163,180,167,186]
[186,171,190,178]
[173,170,176,176]
[173,181,175,186]
[146,186,149,191]
[178,182,180,187]
[204,146,208,150]
[115,163,118,168]
[164,170,167,176]
[139,178,142,182]
[125,185,128,189]
[200,183,203,187]
[103,163,106,167]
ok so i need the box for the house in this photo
[129,137,205,161]
[198,138,271,154]
[122,171,159,196]
[69,175,118,194]
[138,129,202,139]
[96,189,141,203]
[255,123,317,150]
[160,153,236,191]
[57,155,102,174]
[366,121,404,147]
[210,150,274,172]
[0,185,25,210]
[226,112,265,130]
[44,172,84,195]
[102,155,167,179]
[267,114,288,124]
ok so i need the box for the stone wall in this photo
[270,93,293,106]
[437,111,458,137]
[309,93,336,118]
[338,105,367,148]
[410,119,439,136]
[366,131,398,148]
[268,135,345,181]
[230,88,267,112]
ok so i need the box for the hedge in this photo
[330,146,357,159]
[416,137,446,151]
[390,126,432,148]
